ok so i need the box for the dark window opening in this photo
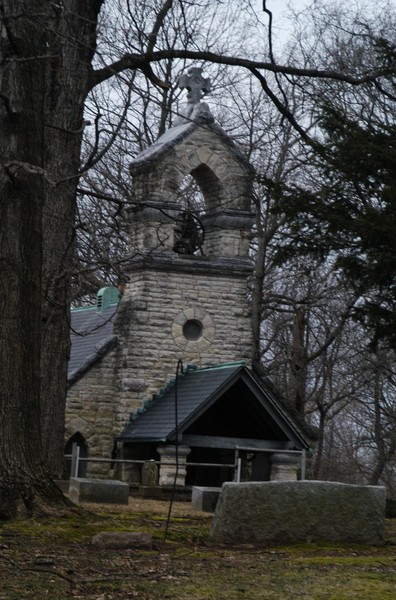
[186,447,235,487]
[64,432,88,478]
[183,319,203,341]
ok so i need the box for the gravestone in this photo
[211,481,386,546]
[141,460,158,487]
[69,477,129,505]
[192,486,221,512]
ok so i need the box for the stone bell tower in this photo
[114,67,255,430]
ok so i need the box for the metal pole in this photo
[74,445,80,478]
[71,442,77,478]
[234,448,238,481]
[301,449,306,480]
[236,458,242,482]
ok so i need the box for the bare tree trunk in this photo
[290,307,308,414]
[0,1,103,516]
[368,368,395,486]
[0,0,63,517]
[312,409,326,480]
[40,0,103,477]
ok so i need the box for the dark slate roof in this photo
[117,362,309,449]
[68,304,118,386]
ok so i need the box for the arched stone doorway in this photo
[65,432,88,478]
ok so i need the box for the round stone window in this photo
[183,319,203,341]
[172,308,215,351]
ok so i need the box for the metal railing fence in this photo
[65,445,307,482]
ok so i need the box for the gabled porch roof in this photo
[117,362,310,450]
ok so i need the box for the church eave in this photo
[125,252,254,278]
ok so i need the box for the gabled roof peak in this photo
[117,362,310,450]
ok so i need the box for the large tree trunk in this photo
[0,0,63,517]
[0,1,103,517]
[40,0,103,477]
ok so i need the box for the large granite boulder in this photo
[210,481,386,546]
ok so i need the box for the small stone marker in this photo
[141,460,158,487]
[91,532,152,549]
[192,486,221,512]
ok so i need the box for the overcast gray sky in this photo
[263,0,312,45]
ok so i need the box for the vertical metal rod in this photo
[74,445,80,478]
[236,457,242,482]
[71,442,77,477]
[234,448,239,481]
[301,449,306,480]
[164,359,183,542]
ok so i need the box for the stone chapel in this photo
[65,67,310,490]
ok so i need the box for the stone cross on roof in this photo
[178,67,211,104]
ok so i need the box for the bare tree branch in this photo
[90,49,392,90]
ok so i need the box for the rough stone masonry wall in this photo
[65,350,118,478]
[114,266,253,432]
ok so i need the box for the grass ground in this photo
[1,498,395,599]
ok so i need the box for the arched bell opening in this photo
[173,164,229,257]
[176,173,206,214]
[173,174,207,255]
[189,164,224,214]
[175,164,227,217]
